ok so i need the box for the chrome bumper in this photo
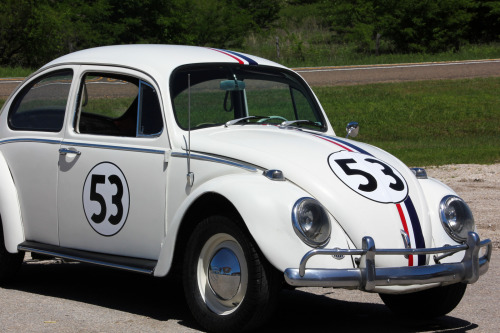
[284,232,492,291]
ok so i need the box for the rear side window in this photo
[9,70,73,132]
[75,73,163,137]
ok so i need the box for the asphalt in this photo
[295,59,500,86]
[2,59,500,100]
[0,253,497,332]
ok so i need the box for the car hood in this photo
[189,126,432,266]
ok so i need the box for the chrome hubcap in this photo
[208,248,241,300]
[197,234,248,315]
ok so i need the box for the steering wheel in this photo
[257,115,288,123]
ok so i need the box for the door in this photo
[58,69,168,260]
[1,68,75,245]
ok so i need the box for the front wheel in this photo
[379,283,467,318]
[183,215,280,333]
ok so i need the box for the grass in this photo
[2,42,499,77]
[1,77,499,167]
[0,67,35,78]
[314,77,500,166]
[2,43,500,76]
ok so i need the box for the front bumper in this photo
[284,232,491,291]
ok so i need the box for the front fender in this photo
[154,173,353,276]
[0,152,24,253]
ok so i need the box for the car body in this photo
[0,45,491,332]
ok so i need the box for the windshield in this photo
[170,64,326,131]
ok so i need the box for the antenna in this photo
[186,74,194,186]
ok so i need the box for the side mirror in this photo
[346,122,359,138]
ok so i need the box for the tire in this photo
[0,225,23,284]
[183,215,280,333]
[379,283,467,318]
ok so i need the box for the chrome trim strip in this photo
[63,141,165,154]
[284,232,491,290]
[0,138,165,155]
[19,244,155,275]
[171,152,258,172]
[0,138,61,145]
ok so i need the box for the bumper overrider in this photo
[284,232,492,291]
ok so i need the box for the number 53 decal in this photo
[83,162,130,236]
[328,151,408,203]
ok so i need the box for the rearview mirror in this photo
[220,80,246,91]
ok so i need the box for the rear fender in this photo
[0,152,24,253]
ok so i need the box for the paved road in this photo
[0,252,497,332]
[2,59,500,99]
[295,59,500,86]
[0,77,23,99]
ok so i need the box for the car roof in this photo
[41,44,284,74]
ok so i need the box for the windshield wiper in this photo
[225,116,267,127]
[280,120,323,128]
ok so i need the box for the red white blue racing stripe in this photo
[210,48,259,65]
[315,134,426,267]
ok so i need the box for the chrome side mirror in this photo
[346,122,359,138]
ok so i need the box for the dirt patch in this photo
[426,163,500,248]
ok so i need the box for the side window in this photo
[76,73,163,137]
[9,70,73,132]
[138,81,163,136]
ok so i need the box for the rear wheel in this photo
[379,283,467,318]
[183,215,280,333]
[0,225,23,284]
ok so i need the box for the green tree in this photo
[0,0,113,67]
[0,0,35,66]
[469,0,500,42]
[235,0,282,31]
[0,0,283,67]
[323,0,378,52]
[188,0,251,47]
[322,0,478,54]
[382,0,476,52]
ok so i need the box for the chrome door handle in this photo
[59,148,81,155]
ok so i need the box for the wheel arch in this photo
[153,174,313,277]
[169,192,249,278]
[0,152,25,253]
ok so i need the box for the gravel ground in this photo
[425,163,500,248]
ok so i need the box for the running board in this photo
[18,241,157,275]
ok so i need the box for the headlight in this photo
[292,198,331,247]
[439,195,475,242]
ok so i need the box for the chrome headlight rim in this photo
[439,195,475,243]
[292,197,331,248]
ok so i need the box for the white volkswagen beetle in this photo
[0,45,491,332]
